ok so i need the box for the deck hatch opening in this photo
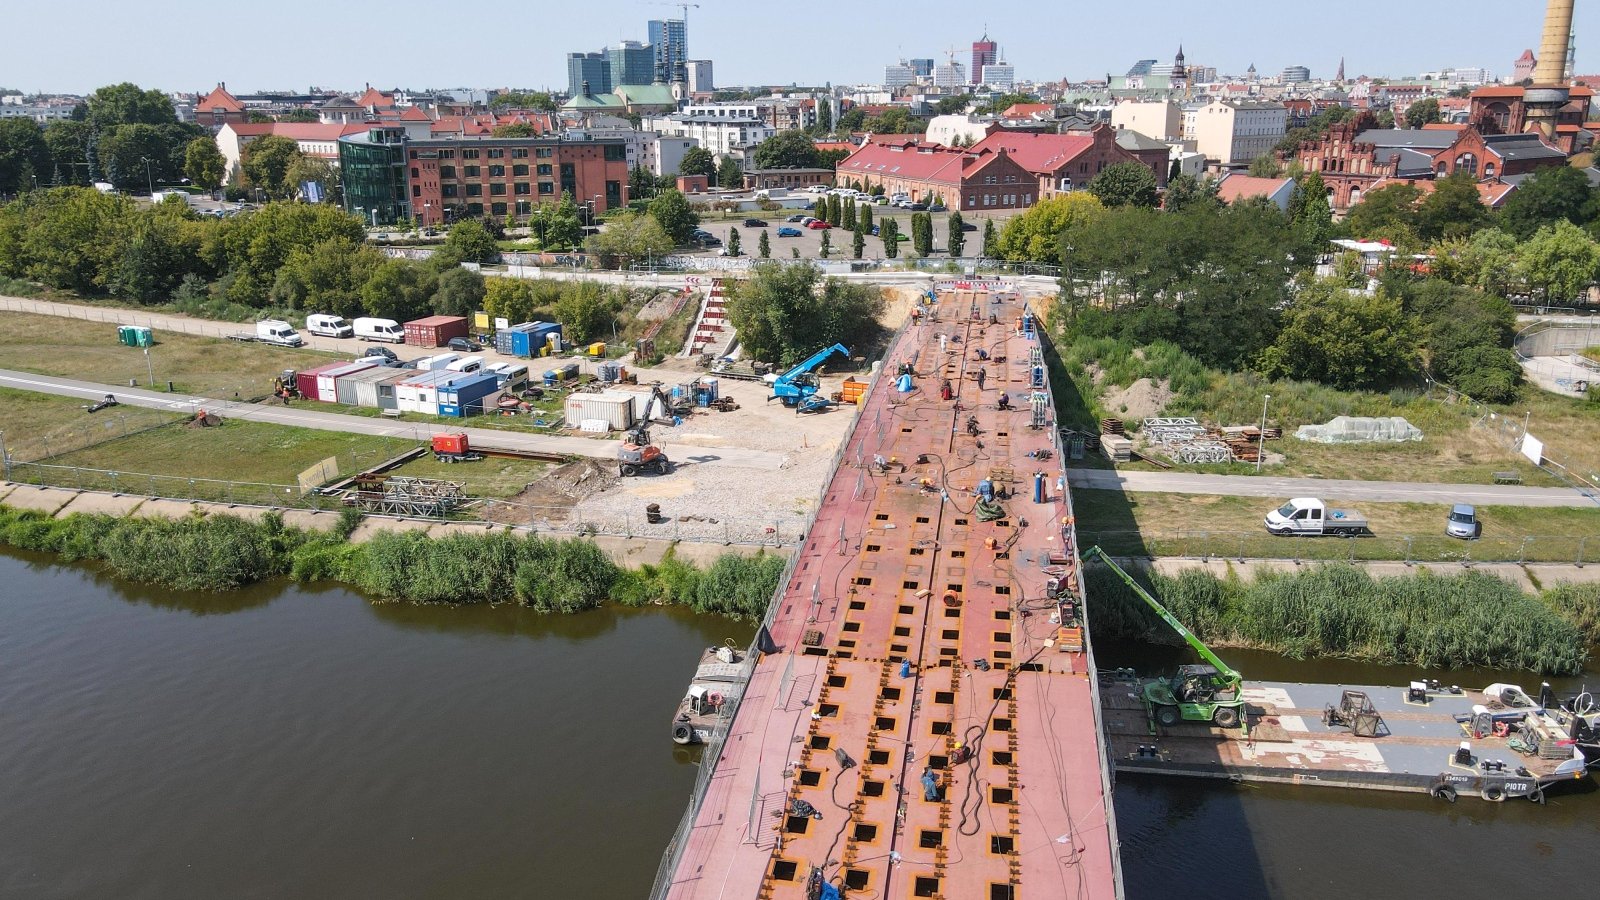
[992,751,1013,765]
[785,815,811,834]
[939,647,958,656]
[910,547,926,556]
[944,608,961,618]
[881,687,901,701]
[894,626,911,636]
[810,735,832,750]
[994,609,1011,620]
[853,577,874,586]
[996,431,1008,437]
[993,717,1012,732]
[1020,662,1042,672]
[991,884,1017,900]
[849,600,866,610]
[844,621,862,632]
[866,544,881,552]
[996,551,1010,559]
[947,583,963,592]
[902,580,919,590]
[838,641,856,651]
[799,769,822,786]
[929,753,948,768]
[991,786,1014,804]
[942,629,960,640]
[935,691,955,704]
[844,869,870,890]
[950,550,967,559]
[772,860,798,881]
[915,516,931,524]
[994,631,1011,643]
[899,604,915,614]
[994,585,1011,595]
[993,651,1012,661]
[919,830,943,849]
[803,647,829,657]
[875,716,896,731]
[954,518,969,526]
[827,675,848,687]
[862,779,886,797]
[914,876,940,897]
[931,721,952,735]
[874,514,890,521]
[854,823,878,842]
[993,688,1012,700]
[890,644,908,654]
[868,750,890,765]
[901,427,913,433]
[990,835,1016,855]
[819,703,839,717]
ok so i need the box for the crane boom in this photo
[780,344,849,382]
[1083,546,1239,682]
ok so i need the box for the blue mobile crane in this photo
[768,343,850,407]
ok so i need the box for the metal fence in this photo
[1430,379,1600,501]
[1079,529,1598,566]
[0,296,354,357]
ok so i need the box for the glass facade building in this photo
[337,128,410,226]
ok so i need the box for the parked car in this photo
[787,214,807,222]
[928,203,947,212]
[960,222,978,232]
[447,337,482,353]
[1446,504,1479,539]
[806,220,831,230]
[909,202,928,211]
[743,218,769,228]
[874,196,890,205]
[777,226,803,237]
[360,346,400,365]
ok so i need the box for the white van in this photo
[353,317,405,343]
[446,355,484,373]
[306,313,354,338]
[255,320,304,347]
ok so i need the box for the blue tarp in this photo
[896,373,913,393]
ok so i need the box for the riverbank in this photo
[0,502,786,619]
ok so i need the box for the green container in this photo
[118,325,153,347]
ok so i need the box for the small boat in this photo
[671,641,747,745]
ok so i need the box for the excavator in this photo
[618,383,681,476]
[768,344,850,407]
[1083,546,1248,732]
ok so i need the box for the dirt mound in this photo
[1105,377,1172,421]
[486,457,619,523]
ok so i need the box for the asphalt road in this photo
[1069,468,1597,508]
[0,369,788,471]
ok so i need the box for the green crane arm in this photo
[1083,546,1240,682]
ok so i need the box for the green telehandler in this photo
[1084,547,1248,732]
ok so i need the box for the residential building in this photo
[649,19,688,83]
[934,61,968,90]
[834,139,1037,210]
[1280,66,1312,84]
[0,98,76,123]
[1114,129,1174,186]
[196,83,249,131]
[1191,99,1288,165]
[567,53,612,97]
[1110,100,1182,140]
[969,124,1166,199]
[645,113,774,162]
[651,136,697,177]
[925,115,1000,147]
[685,60,715,94]
[216,121,367,184]
[972,34,997,85]
[981,62,1016,92]
[341,130,631,227]
[1214,173,1296,211]
[885,63,916,90]
[608,41,656,88]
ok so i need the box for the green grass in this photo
[389,454,550,498]
[1071,489,1600,564]
[0,310,343,398]
[0,387,179,462]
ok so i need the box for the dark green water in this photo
[2,548,1596,899]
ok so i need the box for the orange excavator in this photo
[618,384,680,476]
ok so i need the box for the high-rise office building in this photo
[1279,65,1311,83]
[608,41,656,88]
[686,60,715,94]
[885,63,915,89]
[935,61,967,89]
[567,52,612,96]
[910,58,935,78]
[971,34,997,85]
[980,62,1015,91]
[648,19,688,83]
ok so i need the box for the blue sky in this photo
[6,0,1594,94]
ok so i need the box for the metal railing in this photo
[1077,528,1598,566]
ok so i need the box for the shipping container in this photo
[395,370,453,414]
[404,315,471,348]
[564,391,637,431]
[338,366,401,408]
[317,359,379,402]
[294,362,347,402]
[508,322,544,358]
[436,371,501,418]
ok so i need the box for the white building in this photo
[644,114,774,163]
[685,60,715,94]
[1110,100,1183,141]
[651,136,697,176]
[215,122,365,184]
[979,62,1015,91]
[925,114,998,147]
[1191,99,1286,166]
[934,61,967,89]
[884,64,916,90]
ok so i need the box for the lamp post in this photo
[143,347,155,389]
[1257,393,1271,474]
[139,156,154,197]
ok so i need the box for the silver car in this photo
[1446,504,1478,539]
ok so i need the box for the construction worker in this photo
[997,392,1010,410]
[940,379,953,401]
[976,478,995,503]
[921,766,943,802]
[976,366,987,390]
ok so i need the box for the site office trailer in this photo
[295,362,348,402]
[404,315,470,348]
[394,370,455,414]
[436,372,501,417]
[339,367,405,408]
[317,359,381,402]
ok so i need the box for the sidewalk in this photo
[1128,555,1600,592]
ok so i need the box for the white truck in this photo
[1264,498,1370,537]
[254,320,304,347]
[353,317,405,343]
[306,313,354,338]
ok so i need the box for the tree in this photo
[490,91,558,112]
[239,134,303,199]
[628,164,658,201]
[1086,162,1159,208]
[442,219,499,263]
[1415,171,1487,242]
[820,228,831,258]
[815,101,833,134]
[1260,279,1418,389]
[724,262,884,365]
[482,276,563,325]
[648,188,700,244]
[976,92,1041,115]
[996,192,1105,264]
[1404,98,1442,129]
[679,146,716,179]
[96,124,170,193]
[947,212,966,257]
[361,258,439,322]
[285,154,338,203]
[12,186,136,292]
[837,108,866,132]
[432,266,486,316]
[911,212,932,256]
[0,119,50,195]
[880,217,899,258]
[825,194,841,226]
[1342,181,1422,244]
[43,121,96,185]
[727,226,742,256]
[858,202,873,233]
[842,197,855,231]
[758,228,771,258]
[1431,228,1520,296]
[276,109,320,123]
[752,130,821,169]
[491,123,539,138]
[852,228,865,259]
[110,211,200,302]
[1498,166,1598,240]
[1286,170,1332,243]
[863,108,925,134]
[982,219,998,257]
[933,96,970,116]
[1163,174,1220,213]
[716,155,743,189]
[527,195,583,249]
[183,136,226,191]
[584,211,673,268]
[552,281,619,343]
[84,82,178,130]
[1517,221,1600,303]
[1248,154,1284,178]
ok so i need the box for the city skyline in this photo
[5,0,1594,94]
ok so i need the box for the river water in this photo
[2,548,1595,899]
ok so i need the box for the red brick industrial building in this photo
[969,124,1167,199]
[408,136,629,226]
[834,140,1038,210]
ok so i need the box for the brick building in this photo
[340,128,630,226]
[1469,84,1595,154]
[968,124,1167,200]
[196,83,248,131]
[834,140,1037,210]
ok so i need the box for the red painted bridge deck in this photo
[659,291,1122,900]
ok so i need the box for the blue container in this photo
[508,322,542,358]
[529,323,562,353]
[494,331,517,356]
[437,372,500,417]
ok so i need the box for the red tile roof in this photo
[1472,86,1526,98]
[197,83,244,114]
[226,122,366,142]
[813,141,858,153]
[356,86,394,108]
[836,139,1020,186]
[399,106,433,122]
[1001,102,1052,119]
[967,131,1092,175]
[1215,174,1293,204]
